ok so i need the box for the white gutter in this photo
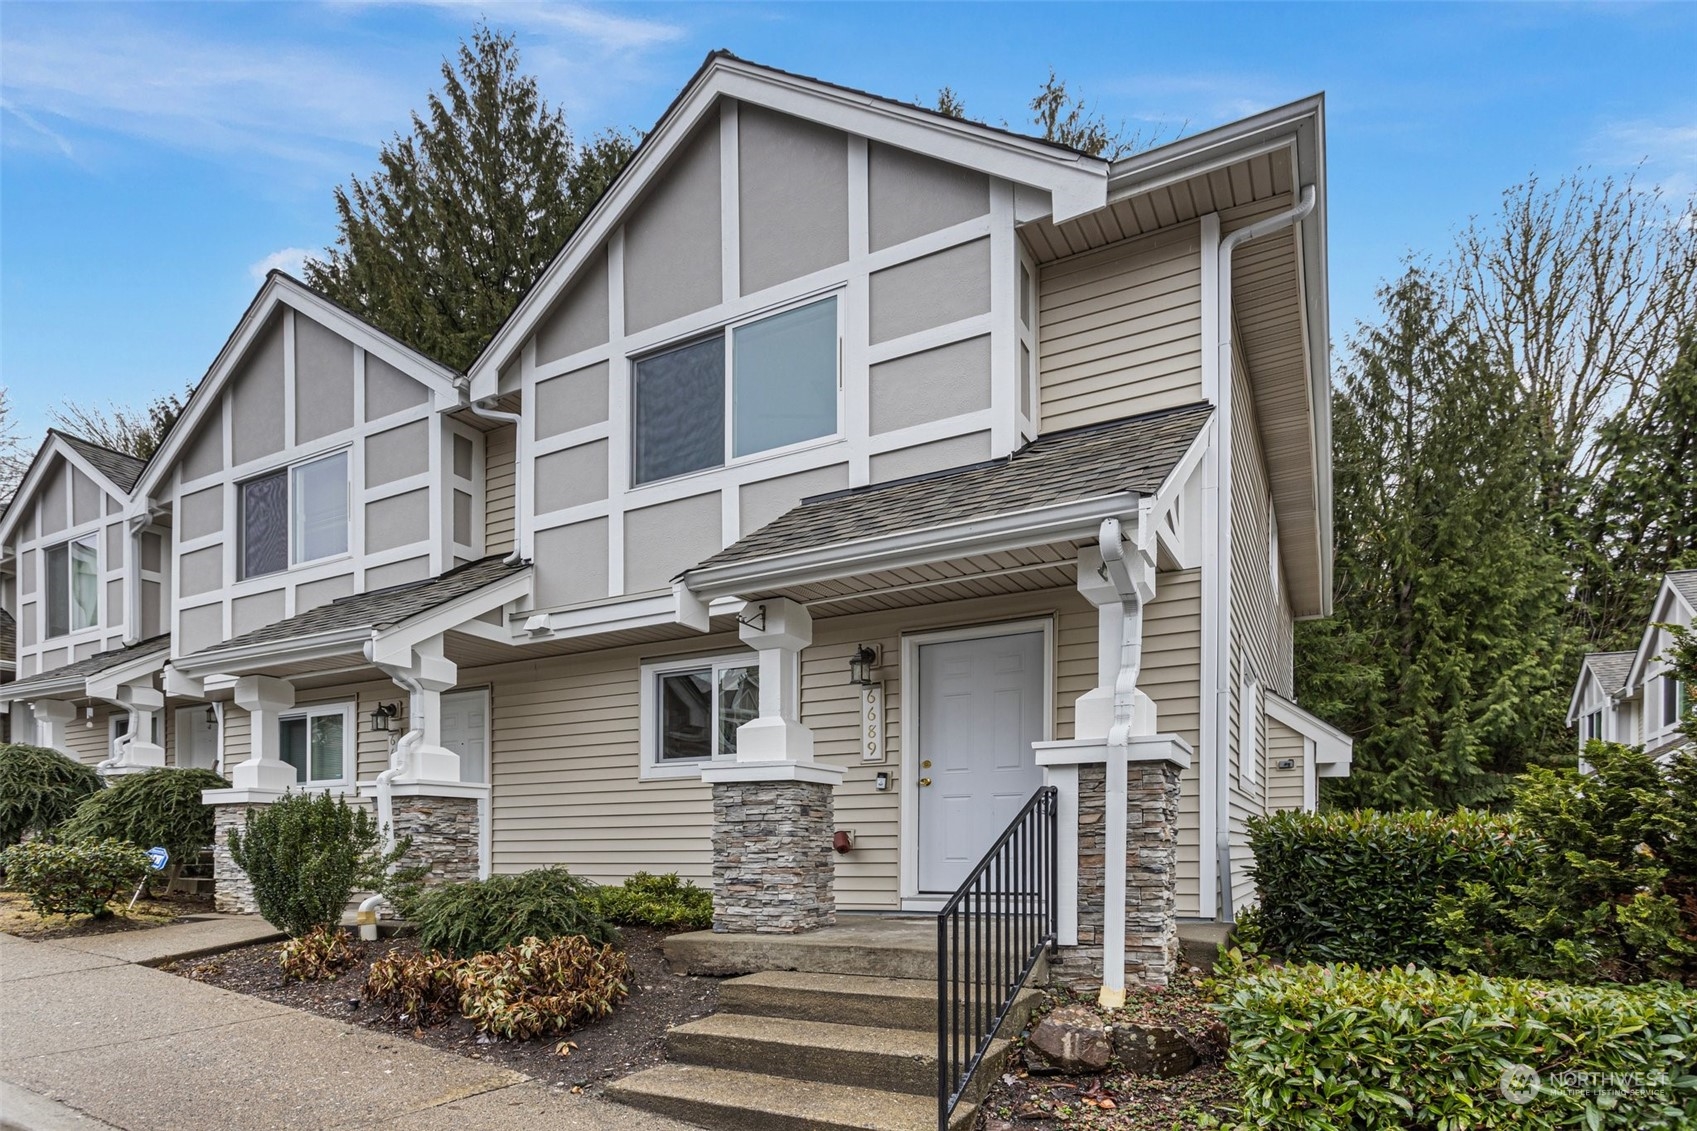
[468,398,527,565]
[1211,183,1317,922]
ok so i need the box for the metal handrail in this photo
[936,785,1058,1129]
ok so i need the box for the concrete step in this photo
[720,971,941,1032]
[667,1012,1007,1099]
[605,1064,977,1131]
[664,919,937,979]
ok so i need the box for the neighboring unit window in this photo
[631,296,839,486]
[1237,676,1262,797]
[239,452,348,580]
[277,704,349,787]
[641,654,760,777]
[1584,710,1603,741]
[1268,501,1281,601]
[44,535,99,638]
[1663,674,1687,730]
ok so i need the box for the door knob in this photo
[919,777,932,787]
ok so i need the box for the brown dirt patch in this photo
[0,889,212,939]
[165,927,719,1092]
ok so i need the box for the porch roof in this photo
[3,635,171,701]
[681,403,1212,596]
[170,556,530,675]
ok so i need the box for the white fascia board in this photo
[135,275,465,502]
[1265,691,1352,772]
[2,673,84,703]
[1624,581,1684,691]
[468,56,1109,398]
[367,569,535,666]
[171,627,372,677]
[84,649,170,701]
[0,435,133,547]
[1566,664,1601,726]
[682,493,1140,600]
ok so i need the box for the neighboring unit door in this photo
[175,706,220,771]
[440,689,488,784]
[916,629,1047,894]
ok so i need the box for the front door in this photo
[175,706,219,771]
[440,690,488,784]
[916,628,1047,893]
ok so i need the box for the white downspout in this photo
[1095,512,1147,1010]
[467,397,526,565]
[1212,183,1316,921]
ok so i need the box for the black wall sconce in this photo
[370,702,401,733]
[848,645,880,687]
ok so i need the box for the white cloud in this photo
[402,1,685,52]
[250,247,315,282]
[1586,117,1697,201]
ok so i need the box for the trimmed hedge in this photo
[1246,809,1527,966]
[62,768,230,864]
[0,744,103,848]
[1216,961,1697,1129]
[409,867,618,956]
[590,871,712,929]
[228,792,402,938]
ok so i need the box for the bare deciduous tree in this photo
[50,386,189,461]
[0,388,30,505]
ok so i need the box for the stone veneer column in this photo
[388,788,481,886]
[210,801,270,914]
[700,597,845,934]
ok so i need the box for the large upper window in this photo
[632,296,839,486]
[639,653,760,779]
[43,535,98,638]
[240,451,349,579]
[278,703,350,788]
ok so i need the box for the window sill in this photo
[630,432,846,494]
[639,759,720,783]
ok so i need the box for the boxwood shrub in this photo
[1216,961,1697,1129]
[0,743,103,848]
[590,871,712,929]
[1246,808,1526,965]
[409,867,618,956]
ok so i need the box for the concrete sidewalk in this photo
[0,928,697,1131]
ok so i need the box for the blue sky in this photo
[3,2,1694,442]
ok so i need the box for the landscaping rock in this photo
[1111,1021,1197,1077]
[1025,1004,1111,1074]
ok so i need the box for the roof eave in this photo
[0,432,137,548]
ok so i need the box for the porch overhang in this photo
[1,636,171,706]
[1265,692,1353,778]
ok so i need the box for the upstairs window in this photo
[1662,673,1687,730]
[44,535,98,638]
[240,451,348,579]
[632,296,839,486]
[1583,709,1604,741]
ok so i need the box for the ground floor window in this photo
[277,703,351,787]
[638,653,759,779]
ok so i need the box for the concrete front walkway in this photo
[0,927,697,1131]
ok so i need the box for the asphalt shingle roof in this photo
[4,635,171,699]
[1669,570,1697,611]
[1583,651,1636,696]
[688,402,1213,573]
[56,432,147,493]
[178,556,527,666]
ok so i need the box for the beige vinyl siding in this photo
[484,424,517,558]
[217,683,389,803]
[1226,347,1296,912]
[60,703,118,767]
[1036,225,1203,433]
[1142,569,1204,916]
[1265,717,1306,812]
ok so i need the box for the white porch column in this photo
[730,597,816,764]
[105,684,168,777]
[370,634,463,785]
[227,675,297,793]
[30,699,77,754]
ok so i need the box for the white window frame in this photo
[637,651,761,781]
[1268,500,1281,603]
[237,448,351,581]
[1237,674,1262,798]
[630,291,844,489]
[44,533,100,639]
[275,702,354,790]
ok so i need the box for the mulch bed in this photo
[978,973,1242,1129]
[165,926,719,1092]
[0,889,213,939]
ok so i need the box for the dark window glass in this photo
[657,669,714,761]
[44,542,70,638]
[279,716,308,783]
[240,470,289,579]
[633,336,725,485]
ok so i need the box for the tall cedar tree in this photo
[1295,271,1575,810]
[305,26,635,371]
[1573,331,1697,650]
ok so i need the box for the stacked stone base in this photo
[390,794,480,886]
[1050,760,1183,991]
[711,779,835,933]
[211,802,266,915]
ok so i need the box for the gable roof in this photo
[1585,652,1636,697]
[133,272,466,502]
[171,555,528,673]
[1670,570,1697,612]
[1624,570,1697,692]
[682,402,1211,594]
[56,433,146,493]
[0,430,145,548]
[466,51,1113,397]
[2,635,171,701]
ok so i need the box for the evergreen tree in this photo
[1573,331,1697,650]
[1296,270,1575,810]
[305,25,636,371]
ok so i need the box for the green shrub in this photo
[590,871,712,929]
[1434,741,1697,984]
[409,867,617,956]
[1247,808,1527,966]
[61,768,229,864]
[1216,961,1697,1129]
[0,744,103,848]
[227,792,404,938]
[0,838,150,918]
[279,925,365,981]
[456,935,630,1039]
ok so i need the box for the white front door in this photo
[175,706,220,771]
[440,689,488,784]
[916,628,1047,894]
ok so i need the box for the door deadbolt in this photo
[921,759,932,768]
